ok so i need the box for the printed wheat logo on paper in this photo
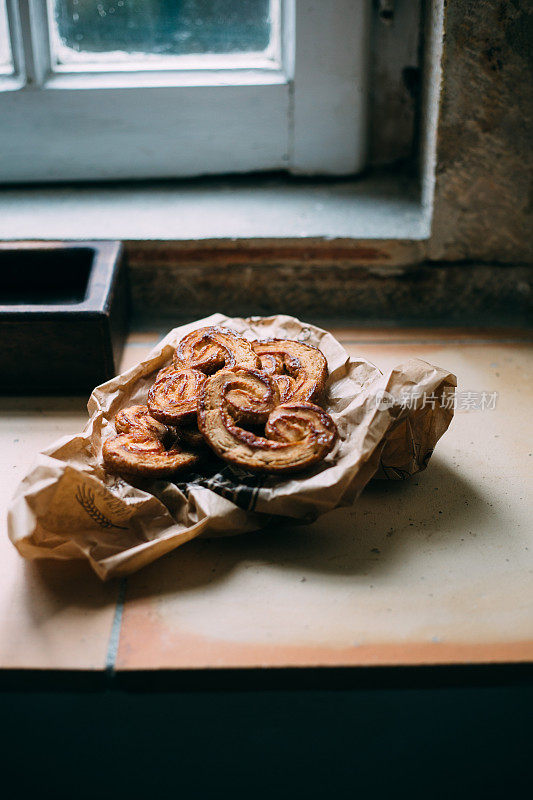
[75,485,128,530]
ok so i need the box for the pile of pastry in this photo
[103,326,338,479]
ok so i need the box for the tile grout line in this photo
[105,577,128,673]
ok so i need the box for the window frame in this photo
[0,0,369,182]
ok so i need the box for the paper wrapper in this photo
[8,314,456,580]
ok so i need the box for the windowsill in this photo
[0,170,430,242]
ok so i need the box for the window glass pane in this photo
[0,0,13,75]
[50,0,277,67]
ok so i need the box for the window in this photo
[0,1,369,182]
[0,0,13,75]
[50,0,276,68]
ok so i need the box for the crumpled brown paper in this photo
[8,314,456,580]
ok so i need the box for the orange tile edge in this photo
[115,624,533,670]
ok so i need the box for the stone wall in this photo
[430,0,532,263]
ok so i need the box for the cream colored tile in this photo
[125,331,162,345]
[3,336,531,670]
[0,398,118,669]
[117,343,533,668]
[326,326,532,344]
[118,324,532,374]
[119,342,158,373]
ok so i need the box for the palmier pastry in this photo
[148,366,207,425]
[102,405,199,479]
[174,326,260,374]
[251,339,328,403]
[175,423,207,450]
[198,369,337,474]
[222,367,281,425]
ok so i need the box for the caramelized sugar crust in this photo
[198,369,337,474]
[103,404,199,478]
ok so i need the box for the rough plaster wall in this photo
[369,0,422,166]
[430,0,533,263]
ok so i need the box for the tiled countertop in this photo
[1,326,532,671]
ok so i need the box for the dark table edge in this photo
[1,663,532,693]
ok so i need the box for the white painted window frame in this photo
[0,0,369,183]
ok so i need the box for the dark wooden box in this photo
[0,241,128,393]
